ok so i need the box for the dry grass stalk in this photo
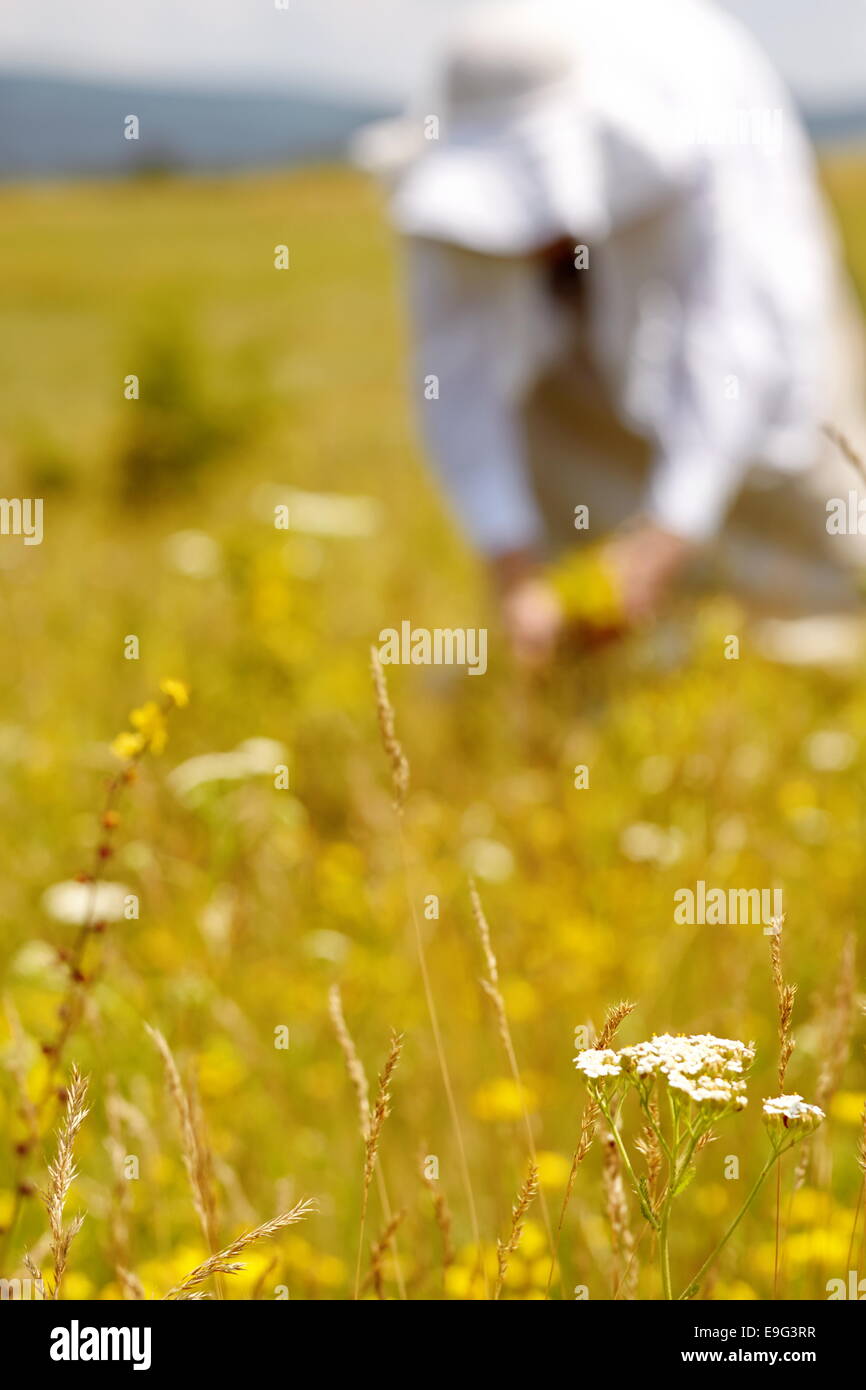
[420,1155,456,1274]
[767,917,797,1296]
[635,1092,663,1208]
[695,1130,715,1156]
[0,996,42,1273]
[823,423,866,485]
[369,646,409,811]
[145,1024,219,1255]
[470,881,555,1257]
[814,933,856,1107]
[846,1093,866,1272]
[37,699,182,1113]
[328,983,371,1138]
[5,995,40,1155]
[0,694,186,1272]
[117,1267,145,1300]
[364,1208,407,1299]
[369,653,487,1293]
[188,1073,220,1250]
[43,1063,89,1299]
[494,1162,538,1299]
[329,985,406,1299]
[105,1078,134,1292]
[547,1000,636,1296]
[859,1083,866,1274]
[23,1250,45,1299]
[795,933,856,1190]
[602,1132,638,1299]
[363,1031,403,1214]
[768,918,796,1090]
[355,1029,403,1299]
[164,1198,317,1299]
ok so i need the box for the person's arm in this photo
[403,238,559,556]
[403,239,566,663]
[601,167,779,617]
[645,182,771,543]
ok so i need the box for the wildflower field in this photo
[1,158,866,1301]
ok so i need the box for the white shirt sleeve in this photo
[403,239,562,555]
[640,173,782,543]
[633,98,830,542]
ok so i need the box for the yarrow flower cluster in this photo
[619,1033,754,1079]
[762,1094,825,1144]
[573,1025,827,1300]
[573,1048,622,1080]
[575,1033,754,1114]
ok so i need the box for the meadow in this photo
[1,156,866,1300]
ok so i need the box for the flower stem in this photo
[597,1095,658,1229]
[637,1092,673,1163]
[678,1151,780,1300]
[659,1196,674,1299]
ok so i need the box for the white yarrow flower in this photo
[42,879,132,926]
[762,1094,824,1141]
[574,1048,622,1080]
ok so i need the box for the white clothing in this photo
[395,0,850,557]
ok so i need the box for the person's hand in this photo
[603,522,694,624]
[501,575,565,668]
[490,550,565,669]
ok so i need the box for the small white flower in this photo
[620,1034,754,1100]
[762,1094,825,1143]
[42,880,131,926]
[251,484,382,538]
[462,838,514,884]
[169,738,288,798]
[163,529,222,579]
[804,729,857,772]
[667,1069,747,1110]
[574,1048,622,1080]
[619,822,683,866]
[10,940,67,982]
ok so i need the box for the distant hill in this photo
[805,104,866,148]
[0,72,395,178]
[0,71,863,181]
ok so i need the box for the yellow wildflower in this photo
[471,1076,537,1123]
[110,730,146,762]
[830,1091,866,1126]
[159,677,190,709]
[535,1150,571,1190]
[129,701,168,755]
[547,546,625,628]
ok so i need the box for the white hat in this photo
[384,4,608,256]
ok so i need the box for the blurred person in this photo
[356,0,866,666]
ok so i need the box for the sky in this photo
[0,0,864,109]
